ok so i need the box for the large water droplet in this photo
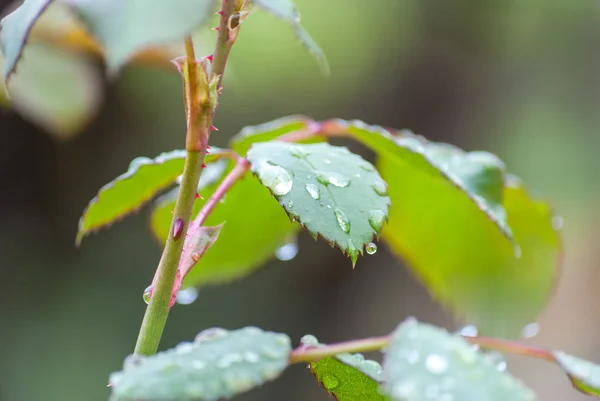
[368,210,386,233]
[459,325,478,337]
[328,173,350,188]
[521,322,540,339]
[334,208,351,233]
[316,171,350,187]
[322,374,340,390]
[372,180,388,196]
[305,183,320,200]
[425,354,449,374]
[275,240,299,261]
[176,287,199,305]
[258,163,293,196]
[300,334,319,347]
[195,327,229,343]
[366,242,377,255]
[175,342,194,355]
[142,285,152,304]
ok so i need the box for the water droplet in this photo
[176,287,199,305]
[425,354,448,374]
[123,354,143,369]
[521,322,540,339]
[258,163,293,196]
[300,334,319,347]
[322,374,339,390]
[195,327,229,343]
[290,146,308,158]
[323,158,331,164]
[316,171,350,187]
[275,240,299,261]
[366,242,377,255]
[243,351,260,363]
[191,360,206,370]
[287,199,294,209]
[175,342,194,354]
[372,180,388,196]
[326,204,332,209]
[368,210,386,233]
[305,183,320,200]
[217,352,243,369]
[334,208,351,233]
[354,353,365,362]
[514,245,522,259]
[316,173,330,186]
[261,345,284,360]
[552,215,564,230]
[403,349,420,364]
[361,360,383,376]
[359,163,375,172]
[459,325,478,337]
[355,173,361,178]
[486,351,507,372]
[454,347,477,365]
[328,173,350,187]
[142,285,152,304]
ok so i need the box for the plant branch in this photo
[191,155,249,229]
[134,0,240,354]
[288,333,556,365]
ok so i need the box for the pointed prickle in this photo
[211,125,218,131]
[204,54,214,63]
[172,218,184,240]
[202,163,207,168]
[212,27,220,31]
[195,193,203,199]
[216,10,224,15]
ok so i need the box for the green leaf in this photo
[341,121,559,338]
[230,115,314,155]
[553,352,600,397]
[382,319,536,401]
[0,42,102,139]
[301,335,390,401]
[65,0,216,74]
[77,150,189,245]
[0,0,53,82]
[150,118,324,288]
[250,0,329,74]
[109,327,291,401]
[247,141,390,266]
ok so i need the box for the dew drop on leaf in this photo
[322,374,340,390]
[334,207,351,233]
[257,163,293,196]
[372,180,388,196]
[175,287,199,305]
[368,209,386,233]
[366,242,377,255]
[194,327,229,343]
[305,183,321,200]
[275,240,299,261]
[425,354,448,374]
[142,285,152,304]
[328,173,350,188]
[287,199,294,209]
[290,146,309,158]
[552,215,564,230]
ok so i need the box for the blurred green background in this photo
[1,0,599,400]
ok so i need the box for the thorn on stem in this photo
[212,27,220,31]
[202,163,207,168]
[172,218,184,240]
[205,54,214,63]
[211,125,218,131]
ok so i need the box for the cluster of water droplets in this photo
[111,327,292,401]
